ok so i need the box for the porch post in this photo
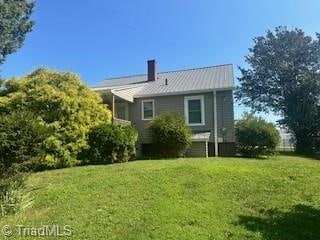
[213,90,219,156]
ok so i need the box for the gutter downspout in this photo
[213,90,219,156]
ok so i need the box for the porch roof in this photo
[92,83,146,102]
[111,85,145,102]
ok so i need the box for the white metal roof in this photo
[94,64,234,99]
[96,75,148,88]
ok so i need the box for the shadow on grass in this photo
[236,204,320,240]
[277,151,320,160]
[277,151,298,157]
[234,155,269,160]
[139,151,320,161]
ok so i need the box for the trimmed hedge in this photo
[79,124,138,165]
[149,112,191,158]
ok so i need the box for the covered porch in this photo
[96,84,145,126]
[101,92,131,126]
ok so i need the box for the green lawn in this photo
[1,155,320,239]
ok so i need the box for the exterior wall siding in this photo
[186,142,208,158]
[216,91,235,142]
[129,90,235,144]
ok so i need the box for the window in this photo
[184,95,205,126]
[116,102,128,120]
[142,99,154,120]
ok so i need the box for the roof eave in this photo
[91,83,147,92]
[91,87,112,92]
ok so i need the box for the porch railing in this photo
[113,117,131,126]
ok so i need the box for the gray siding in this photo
[129,90,235,144]
[186,142,208,157]
[216,91,235,142]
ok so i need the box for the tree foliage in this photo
[79,124,138,165]
[0,111,49,169]
[149,112,192,157]
[0,69,112,169]
[236,26,320,154]
[0,0,35,65]
[235,113,280,158]
[0,0,34,213]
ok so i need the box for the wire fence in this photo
[277,128,295,152]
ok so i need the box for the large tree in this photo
[0,69,112,169]
[236,26,320,154]
[0,0,35,66]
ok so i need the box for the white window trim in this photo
[184,95,205,126]
[141,99,155,120]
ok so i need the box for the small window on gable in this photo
[142,99,154,120]
[184,95,205,126]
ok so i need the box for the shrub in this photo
[0,112,41,217]
[0,111,49,170]
[149,112,191,157]
[79,124,138,165]
[0,69,112,169]
[0,165,26,217]
[236,113,280,157]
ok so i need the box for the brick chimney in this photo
[147,60,157,81]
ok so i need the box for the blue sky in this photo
[2,0,320,122]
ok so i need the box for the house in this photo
[93,60,235,157]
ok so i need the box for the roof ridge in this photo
[158,63,233,74]
[103,73,146,81]
[103,63,233,81]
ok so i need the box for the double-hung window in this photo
[184,95,205,126]
[142,99,154,120]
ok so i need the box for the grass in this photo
[1,155,320,239]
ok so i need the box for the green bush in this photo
[0,69,112,169]
[0,111,49,170]
[0,165,26,217]
[79,124,138,165]
[236,113,280,157]
[0,112,37,217]
[149,112,191,157]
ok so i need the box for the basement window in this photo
[142,99,154,120]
